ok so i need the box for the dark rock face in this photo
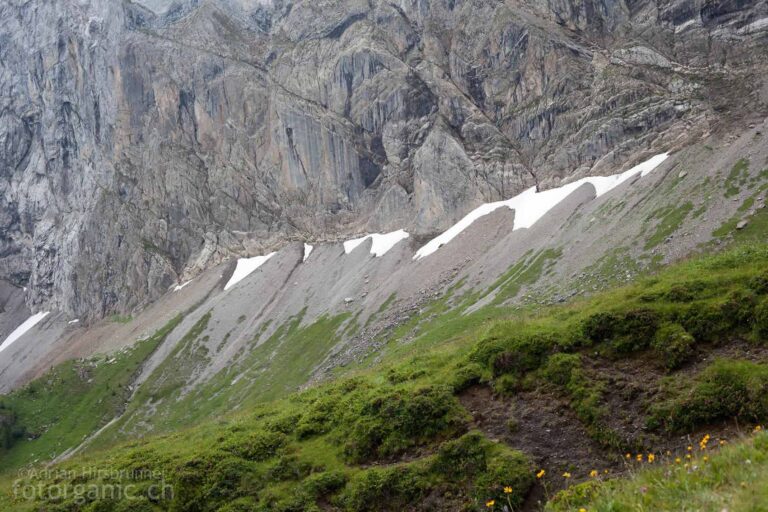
[0,0,766,319]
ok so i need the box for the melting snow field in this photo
[224,253,276,290]
[0,311,50,353]
[303,244,314,262]
[414,153,669,260]
[344,230,410,257]
[173,281,192,292]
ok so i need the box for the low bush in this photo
[680,302,730,343]
[663,282,704,302]
[431,431,489,479]
[649,359,768,432]
[264,413,301,435]
[755,297,768,341]
[582,309,661,353]
[220,429,287,461]
[470,324,559,377]
[652,323,695,370]
[748,271,768,294]
[472,449,533,508]
[338,465,426,512]
[449,363,484,393]
[541,353,581,386]
[339,385,467,463]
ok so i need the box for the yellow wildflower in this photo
[486,500,495,508]
[648,453,655,463]
[503,486,513,494]
[563,472,571,479]
[636,454,643,462]
[675,457,681,464]
[579,509,588,512]
[590,470,598,478]
[625,453,631,459]
[536,469,546,479]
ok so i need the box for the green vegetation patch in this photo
[0,315,181,471]
[643,201,694,249]
[725,158,750,197]
[547,431,768,512]
[649,359,768,432]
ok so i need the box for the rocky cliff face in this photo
[1,0,767,319]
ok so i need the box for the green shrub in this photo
[755,297,768,341]
[170,458,208,511]
[472,449,533,508]
[490,334,554,376]
[204,457,262,502]
[266,454,312,482]
[582,312,620,344]
[609,309,661,353]
[450,363,485,393]
[748,271,768,294]
[492,374,519,395]
[295,396,339,440]
[386,365,426,384]
[217,497,259,512]
[0,407,18,450]
[541,353,581,386]
[681,302,729,343]
[664,282,703,302]
[649,359,768,432]
[582,309,660,352]
[547,479,602,510]
[339,385,466,463]
[220,430,287,461]
[470,324,559,375]
[264,413,301,435]
[652,323,695,370]
[301,470,348,500]
[721,290,757,331]
[338,465,426,512]
[432,431,489,479]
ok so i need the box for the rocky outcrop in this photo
[0,0,766,319]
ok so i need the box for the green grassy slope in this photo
[1,243,768,511]
[0,315,181,471]
[548,429,768,512]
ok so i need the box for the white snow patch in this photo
[414,153,669,260]
[68,319,80,325]
[173,280,192,292]
[738,17,768,34]
[343,229,410,257]
[0,311,50,353]
[303,244,314,262]
[224,253,276,290]
[674,19,698,33]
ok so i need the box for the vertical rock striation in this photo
[0,0,766,319]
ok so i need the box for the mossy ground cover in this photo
[547,429,768,512]
[1,243,768,510]
[89,310,354,448]
[0,315,181,471]
[4,245,768,511]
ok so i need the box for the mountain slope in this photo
[1,0,767,318]
[2,242,768,510]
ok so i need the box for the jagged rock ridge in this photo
[0,0,766,318]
